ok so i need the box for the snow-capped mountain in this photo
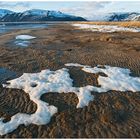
[0,9,139,22]
[0,9,86,22]
[23,9,70,17]
[131,15,140,21]
[107,12,140,21]
[0,9,13,18]
[89,12,140,21]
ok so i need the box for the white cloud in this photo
[60,2,112,20]
[0,2,31,12]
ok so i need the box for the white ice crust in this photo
[15,35,36,47]
[1,63,140,135]
[15,35,36,40]
[72,24,140,32]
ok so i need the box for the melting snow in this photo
[73,24,140,33]
[1,68,93,135]
[66,63,140,92]
[15,35,36,47]
[1,63,140,135]
[15,35,36,40]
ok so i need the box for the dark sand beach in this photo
[0,23,140,138]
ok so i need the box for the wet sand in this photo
[0,23,140,138]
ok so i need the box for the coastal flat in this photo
[75,21,140,27]
[0,22,140,138]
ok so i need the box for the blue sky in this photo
[0,1,140,19]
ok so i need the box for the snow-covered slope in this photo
[23,9,71,18]
[106,12,140,21]
[128,15,140,21]
[23,9,49,16]
[0,9,13,18]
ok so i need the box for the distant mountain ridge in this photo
[107,12,140,21]
[0,9,139,22]
[0,9,86,22]
[88,12,140,21]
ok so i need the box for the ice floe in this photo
[1,63,140,135]
[73,24,140,33]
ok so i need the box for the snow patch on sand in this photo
[73,24,140,32]
[1,67,93,135]
[65,63,89,68]
[15,35,36,40]
[15,35,36,47]
[66,63,140,92]
[1,63,140,135]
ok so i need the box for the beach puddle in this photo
[0,68,17,84]
[0,23,48,35]
[14,40,30,47]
